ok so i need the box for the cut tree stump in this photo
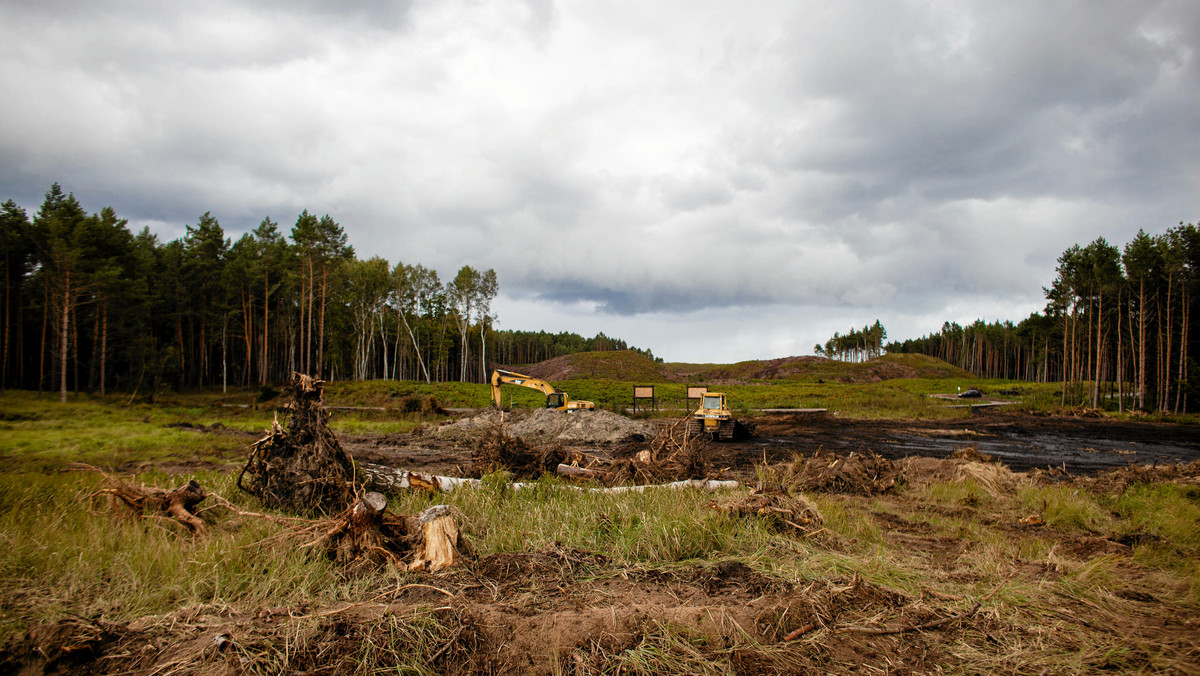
[323,491,408,568]
[408,505,470,572]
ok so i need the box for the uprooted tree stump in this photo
[317,492,412,570]
[468,420,564,479]
[238,373,355,514]
[313,495,472,573]
[74,464,209,535]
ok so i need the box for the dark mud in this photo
[741,409,1200,473]
[346,409,1200,479]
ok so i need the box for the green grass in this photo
[0,392,256,472]
[3,375,1199,671]
[0,470,346,635]
[1018,485,1111,532]
[1106,483,1200,600]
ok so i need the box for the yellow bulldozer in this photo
[687,391,756,440]
[489,369,595,412]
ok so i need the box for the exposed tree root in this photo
[70,464,209,535]
[237,373,355,515]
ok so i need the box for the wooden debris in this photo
[468,419,565,478]
[715,487,824,538]
[359,462,737,494]
[556,463,601,480]
[317,491,412,569]
[72,464,209,535]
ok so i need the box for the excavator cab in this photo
[545,392,566,409]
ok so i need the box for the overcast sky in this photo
[2,1,1197,362]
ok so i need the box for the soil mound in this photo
[510,350,668,382]
[437,408,653,445]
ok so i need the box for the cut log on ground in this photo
[359,462,738,494]
[556,463,601,480]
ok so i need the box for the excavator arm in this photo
[489,369,595,411]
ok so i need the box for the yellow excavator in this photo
[489,369,595,412]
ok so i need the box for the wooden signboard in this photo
[632,385,656,412]
[686,386,708,400]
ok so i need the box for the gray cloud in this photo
[1,0,1197,360]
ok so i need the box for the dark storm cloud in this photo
[0,0,1196,360]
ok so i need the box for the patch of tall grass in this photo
[1107,483,1200,601]
[383,475,783,565]
[0,395,250,473]
[1018,485,1110,531]
[0,471,345,635]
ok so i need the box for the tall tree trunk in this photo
[243,289,252,387]
[99,302,107,397]
[306,257,314,376]
[380,313,389,380]
[1138,278,1146,410]
[60,270,70,403]
[398,309,429,383]
[89,295,100,391]
[480,324,488,384]
[71,303,79,395]
[1061,301,1070,406]
[1178,287,1189,413]
[1093,290,1102,409]
[221,317,228,394]
[1117,287,1124,413]
[317,266,327,378]
[261,269,269,385]
[38,281,49,390]
[1163,273,1173,412]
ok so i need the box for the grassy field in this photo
[1,366,1198,673]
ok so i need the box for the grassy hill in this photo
[512,350,970,385]
[506,350,671,382]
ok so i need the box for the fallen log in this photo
[556,463,601,479]
[359,462,737,494]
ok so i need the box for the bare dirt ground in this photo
[344,407,1200,480]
